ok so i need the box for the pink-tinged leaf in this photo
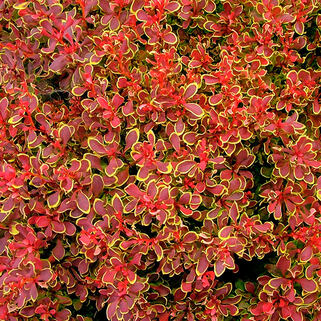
[269,277,284,289]
[52,221,65,233]
[175,118,185,135]
[76,191,90,214]
[196,253,209,275]
[154,243,163,260]
[119,299,129,314]
[122,101,134,116]
[97,96,109,108]
[112,93,124,108]
[136,9,150,21]
[274,203,282,220]
[72,86,87,96]
[209,93,223,105]
[0,97,8,120]
[103,269,117,283]
[181,282,192,292]
[169,132,180,151]
[179,204,193,216]
[2,197,14,212]
[313,97,320,114]
[137,166,150,180]
[56,309,71,321]
[112,195,123,212]
[110,16,120,30]
[125,183,143,197]
[214,260,225,277]
[299,246,313,262]
[287,70,297,84]
[147,181,157,197]
[291,310,303,321]
[120,240,135,250]
[30,283,38,301]
[88,138,107,155]
[276,256,291,276]
[131,0,144,11]
[226,192,244,201]
[208,185,225,195]
[165,2,180,12]
[157,161,171,174]
[8,114,23,124]
[130,282,144,293]
[98,0,112,12]
[61,177,73,193]
[238,127,252,140]
[65,222,76,236]
[184,103,204,118]
[92,174,104,197]
[219,226,234,239]
[189,60,202,68]
[294,21,304,35]
[35,216,50,228]
[106,157,122,176]
[183,232,198,243]
[53,239,65,260]
[163,32,177,44]
[111,116,121,128]
[47,192,60,208]
[183,132,197,144]
[94,199,107,216]
[203,74,219,84]
[180,193,191,204]
[39,269,52,282]
[50,56,67,72]
[20,307,35,317]
[229,202,239,222]
[117,77,128,88]
[176,160,195,174]
[297,278,317,293]
[147,131,155,145]
[184,83,198,100]
[59,125,72,145]
[254,222,273,233]
[78,259,89,274]
[205,1,216,12]
[125,129,139,152]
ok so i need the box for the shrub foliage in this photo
[1,0,321,320]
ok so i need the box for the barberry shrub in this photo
[1,0,321,320]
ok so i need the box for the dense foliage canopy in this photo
[1,0,321,320]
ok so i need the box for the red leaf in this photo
[299,246,313,262]
[125,129,139,152]
[88,138,107,155]
[53,239,65,260]
[163,32,177,44]
[59,125,73,145]
[276,256,291,276]
[184,83,198,100]
[169,132,180,151]
[184,103,204,118]
[219,226,234,239]
[125,183,143,197]
[76,191,90,214]
[48,192,60,208]
[297,278,317,293]
[196,253,209,276]
[50,56,67,72]
[0,97,8,120]
[183,232,198,243]
[176,160,195,174]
